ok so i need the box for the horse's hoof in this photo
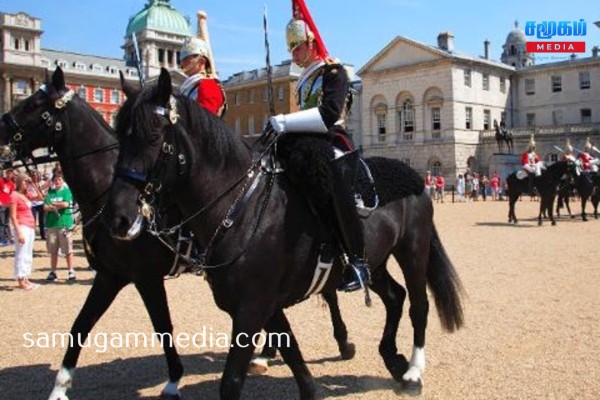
[48,396,69,400]
[383,354,409,382]
[339,342,356,360]
[248,357,269,375]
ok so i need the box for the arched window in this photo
[375,103,387,143]
[401,99,415,140]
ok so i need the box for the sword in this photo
[263,5,276,117]
[553,145,565,153]
[132,32,145,88]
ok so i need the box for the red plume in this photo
[292,0,329,59]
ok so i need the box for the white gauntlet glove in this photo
[268,108,328,134]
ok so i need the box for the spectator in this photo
[456,174,465,202]
[435,174,445,203]
[471,173,480,201]
[44,172,76,282]
[480,174,489,201]
[0,169,16,245]
[490,172,500,201]
[424,170,433,197]
[9,173,38,290]
[28,171,48,240]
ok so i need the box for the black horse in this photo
[555,178,575,219]
[0,68,354,399]
[494,120,513,154]
[570,171,597,222]
[105,69,464,399]
[506,161,571,225]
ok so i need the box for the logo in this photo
[524,20,586,53]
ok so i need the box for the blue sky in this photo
[2,0,600,80]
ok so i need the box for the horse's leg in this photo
[581,195,588,222]
[220,304,275,400]
[567,195,574,218]
[321,289,355,360]
[509,194,518,224]
[547,195,557,226]
[135,278,184,400]
[263,309,317,400]
[248,336,277,375]
[368,267,408,383]
[48,272,127,400]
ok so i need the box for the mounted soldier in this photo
[578,137,599,173]
[521,134,545,193]
[268,0,369,292]
[178,13,226,118]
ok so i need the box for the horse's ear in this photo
[52,67,66,91]
[156,68,172,105]
[119,70,136,99]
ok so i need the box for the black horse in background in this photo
[555,178,575,219]
[570,171,597,221]
[0,68,359,399]
[494,120,513,154]
[105,69,464,399]
[506,160,571,225]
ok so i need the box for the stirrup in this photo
[338,261,371,293]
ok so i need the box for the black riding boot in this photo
[330,151,371,292]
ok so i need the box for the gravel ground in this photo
[0,199,599,400]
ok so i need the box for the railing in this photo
[480,123,600,139]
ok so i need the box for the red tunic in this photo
[521,151,539,167]
[195,79,225,117]
[579,152,594,170]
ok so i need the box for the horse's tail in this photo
[427,224,465,332]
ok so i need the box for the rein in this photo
[124,95,280,271]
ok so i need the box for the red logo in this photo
[526,41,586,53]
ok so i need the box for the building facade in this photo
[359,24,600,180]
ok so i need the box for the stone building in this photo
[358,23,600,182]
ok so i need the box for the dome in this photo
[126,0,192,37]
[504,21,526,44]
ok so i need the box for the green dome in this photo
[126,0,192,36]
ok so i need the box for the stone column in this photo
[2,74,11,113]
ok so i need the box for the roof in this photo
[358,35,514,76]
[126,0,192,37]
[40,49,138,79]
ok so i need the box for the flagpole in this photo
[263,5,276,117]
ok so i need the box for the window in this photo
[110,90,120,104]
[526,113,536,127]
[24,40,30,52]
[552,75,562,92]
[234,93,240,106]
[13,38,20,50]
[57,60,68,69]
[465,107,472,130]
[376,112,386,142]
[580,71,591,89]
[75,62,86,71]
[500,77,506,93]
[77,86,86,100]
[167,50,174,66]
[399,99,414,140]
[525,78,535,95]
[501,112,507,123]
[432,107,441,131]
[94,88,104,103]
[158,49,165,64]
[482,74,489,91]
[432,161,442,177]
[91,64,103,73]
[248,90,255,104]
[234,118,241,134]
[483,109,491,130]
[581,108,592,124]
[107,66,118,75]
[278,86,284,101]
[548,154,559,162]
[15,80,28,95]
[552,110,563,126]
[248,116,255,134]
[262,88,268,102]
[464,69,471,87]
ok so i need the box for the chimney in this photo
[437,32,454,52]
[592,46,599,58]
[484,39,490,60]
[570,53,577,60]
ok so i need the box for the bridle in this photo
[116,94,279,271]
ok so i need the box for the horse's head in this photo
[0,67,77,162]
[106,68,189,240]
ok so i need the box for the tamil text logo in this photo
[525,20,586,53]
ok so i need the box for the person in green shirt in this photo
[44,172,76,281]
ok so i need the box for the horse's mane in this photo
[72,94,117,139]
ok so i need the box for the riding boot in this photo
[330,151,371,292]
[528,173,535,196]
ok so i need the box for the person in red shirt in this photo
[179,37,226,118]
[435,175,445,203]
[424,171,432,197]
[490,172,500,201]
[578,137,599,173]
[0,168,16,245]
